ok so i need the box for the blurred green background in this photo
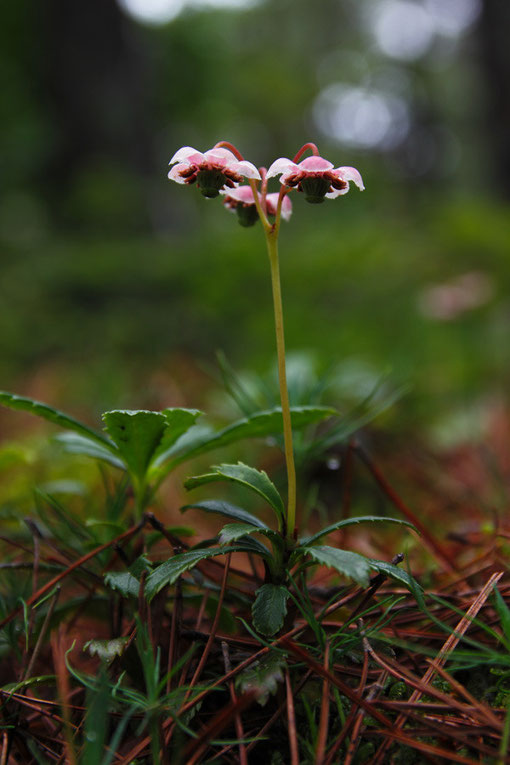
[1,0,510,435]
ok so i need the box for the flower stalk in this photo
[265,226,297,540]
[245,174,296,539]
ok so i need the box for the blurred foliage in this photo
[0,0,509,430]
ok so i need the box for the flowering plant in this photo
[163,140,419,635]
[0,140,420,638]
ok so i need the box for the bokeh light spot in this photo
[314,84,410,150]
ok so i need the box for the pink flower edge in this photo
[267,155,364,196]
[266,193,293,221]
[168,145,261,181]
[220,185,293,222]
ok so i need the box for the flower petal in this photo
[266,157,297,179]
[168,163,193,183]
[325,186,350,199]
[169,146,203,165]
[266,193,293,221]
[280,194,293,221]
[298,156,334,173]
[220,185,258,204]
[334,166,365,191]
[203,147,238,164]
[231,160,261,180]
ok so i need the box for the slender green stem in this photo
[265,229,296,539]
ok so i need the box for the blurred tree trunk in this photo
[35,0,155,224]
[478,0,510,197]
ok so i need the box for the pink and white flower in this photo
[168,146,261,198]
[267,155,364,204]
[220,185,292,227]
[266,192,293,221]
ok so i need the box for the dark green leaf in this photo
[145,546,242,600]
[185,462,285,526]
[167,406,337,468]
[152,424,214,469]
[231,536,274,558]
[219,522,263,545]
[102,410,168,482]
[0,391,112,448]
[252,584,290,636]
[368,559,425,608]
[182,499,267,528]
[55,432,125,469]
[301,516,417,546]
[215,523,273,559]
[104,571,141,599]
[102,408,203,484]
[104,555,152,598]
[149,408,202,468]
[302,546,371,587]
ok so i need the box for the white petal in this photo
[203,147,238,164]
[168,163,191,183]
[334,166,365,191]
[220,185,257,204]
[266,192,293,221]
[280,194,293,221]
[266,157,296,178]
[325,186,350,199]
[231,160,261,180]
[169,146,203,165]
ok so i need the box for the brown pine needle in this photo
[286,667,300,765]
[314,642,330,765]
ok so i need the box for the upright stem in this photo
[265,229,296,539]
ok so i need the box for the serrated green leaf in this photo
[218,522,262,545]
[182,499,267,528]
[236,651,287,706]
[303,546,371,587]
[368,559,425,608]
[0,391,112,448]
[145,546,242,600]
[104,571,141,599]
[301,516,417,546]
[167,406,337,467]
[129,554,153,579]
[149,408,202,468]
[55,432,125,469]
[152,424,214,468]
[102,408,203,485]
[252,584,290,636]
[102,410,168,483]
[104,555,152,598]
[185,462,285,526]
[232,536,274,558]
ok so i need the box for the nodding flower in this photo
[267,155,364,204]
[168,146,261,198]
[220,186,293,227]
